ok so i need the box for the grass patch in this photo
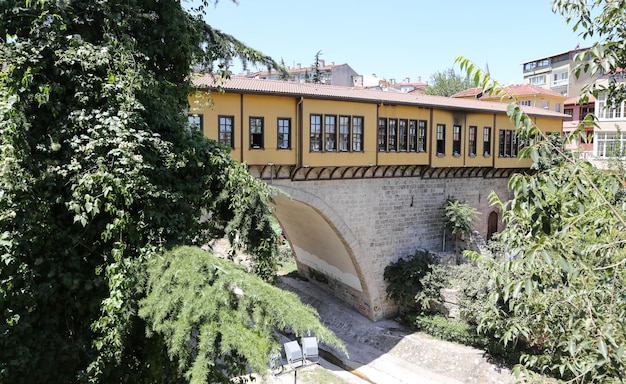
[408,314,519,368]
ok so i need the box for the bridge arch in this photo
[270,185,381,320]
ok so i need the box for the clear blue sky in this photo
[192,0,592,85]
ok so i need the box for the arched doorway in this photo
[487,211,498,241]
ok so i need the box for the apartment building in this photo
[587,70,626,169]
[522,47,626,167]
[242,60,359,87]
[452,84,566,113]
[522,46,598,98]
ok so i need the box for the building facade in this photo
[562,95,595,157]
[190,76,564,170]
[188,76,566,319]
[242,60,359,87]
[587,72,626,169]
[453,84,567,113]
[521,46,598,98]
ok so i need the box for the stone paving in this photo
[276,275,517,384]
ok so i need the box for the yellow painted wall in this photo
[241,94,297,165]
[430,110,464,168]
[190,91,243,161]
[301,98,377,167]
[464,113,496,167]
[376,104,431,166]
[188,89,564,171]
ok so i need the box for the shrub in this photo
[447,262,492,327]
[409,314,512,363]
[383,250,448,314]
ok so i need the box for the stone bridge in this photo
[251,165,512,321]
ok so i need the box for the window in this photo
[249,116,264,149]
[483,127,491,156]
[388,119,397,151]
[418,120,427,152]
[596,131,626,158]
[597,92,624,119]
[519,100,531,106]
[452,125,461,156]
[523,62,536,71]
[552,71,568,86]
[556,103,561,113]
[528,75,546,85]
[408,120,417,152]
[324,115,337,151]
[352,116,363,152]
[498,129,519,157]
[310,114,322,152]
[218,115,234,148]
[436,124,446,155]
[581,106,594,118]
[398,119,408,151]
[564,108,574,117]
[378,118,387,152]
[188,114,203,131]
[278,118,291,149]
[542,100,550,110]
[468,126,477,156]
[339,116,350,151]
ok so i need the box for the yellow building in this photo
[452,84,567,114]
[189,76,565,176]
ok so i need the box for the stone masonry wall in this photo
[272,176,510,320]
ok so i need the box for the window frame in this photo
[352,116,364,152]
[188,114,203,132]
[498,129,519,157]
[388,119,398,152]
[418,120,427,152]
[310,114,322,152]
[249,116,264,149]
[339,115,350,152]
[398,119,408,151]
[408,120,417,152]
[436,124,446,156]
[378,118,387,152]
[277,117,291,149]
[218,115,234,148]
[324,115,337,151]
[452,124,462,156]
[596,131,626,158]
[483,127,491,157]
[468,125,477,156]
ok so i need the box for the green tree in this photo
[441,197,478,257]
[423,68,473,97]
[310,50,323,84]
[0,1,340,383]
[455,1,626,381]
[140,246,344,383]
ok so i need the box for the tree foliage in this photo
[383,250,446,314]
[310,50,323,84]
[422,67,473,97]
[140,246,345,383]
[455,1,626,381]
[441,197,478,238]
[553,0,626,105]
[0,1,335,383]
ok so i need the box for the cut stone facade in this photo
[270,176,509,320]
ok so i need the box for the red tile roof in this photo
[246,64,345,77]
[192,75,567,119]
[452,84,565,99]
[564,95,596,105]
